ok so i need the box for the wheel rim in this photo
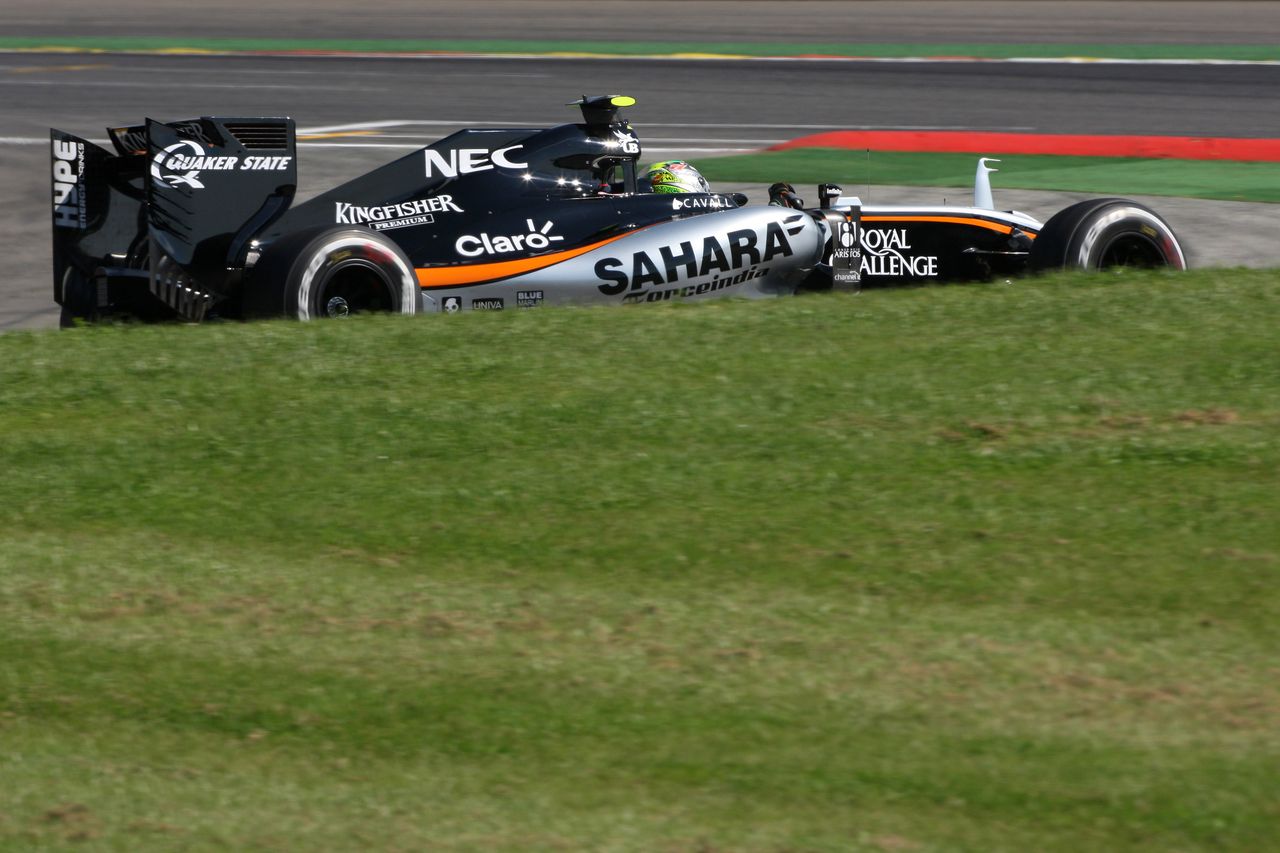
[1097,232,1167,269]
[316,261,395,317]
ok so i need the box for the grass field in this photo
[2,270,1278,851]
[700,150,1280,204]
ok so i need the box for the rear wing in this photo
[51,117,297,321]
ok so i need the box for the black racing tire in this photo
[1029,198,1187,274]
[58,267,97,328]
[243,227,419,320]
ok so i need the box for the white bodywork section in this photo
[974,158,1001,210]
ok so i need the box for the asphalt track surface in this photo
[4,1,1278,331]
[8,0,1280,45]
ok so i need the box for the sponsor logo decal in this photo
[517,290,544,308]
[610,127,641,155]
[623,266,768,304]
[671,194,735,211]
[831,214,862,287]
[112,121,218,156]
[859,228,938,277]
[51,138,86,230]
[442,296,462,313]
[472,298,504,311]
[456,219,564,258]
[150,140,292,190]
[335,195,462,230]
[424,144,527,179]
[595,221,796,296]
[110,128,149,156]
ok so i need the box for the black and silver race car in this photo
[50,95,1186,324]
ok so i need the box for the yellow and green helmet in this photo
[643,160,711,194]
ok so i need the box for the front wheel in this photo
[244,227,419,320]
[1030,198,1187,273]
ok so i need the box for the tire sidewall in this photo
[247,227,419,320]
[1030,198,1186,272]
[1069,204,1186,271]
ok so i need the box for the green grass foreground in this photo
[2,271,1278,851]
[700,150,1280,203]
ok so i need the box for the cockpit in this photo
[504,95,643,197]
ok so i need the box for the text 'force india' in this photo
[50,96,1187,324]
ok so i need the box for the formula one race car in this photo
[50,95,1186,324]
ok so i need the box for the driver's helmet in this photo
[644,160,711,194]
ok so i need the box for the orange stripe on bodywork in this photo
[416,231,637,288]
[863,215,1028,235]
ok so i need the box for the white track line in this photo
[0,136,755,155]
[295,142,754,153]
[343,132,785,144]
[296,120,1037,135]
[1,79,350,90]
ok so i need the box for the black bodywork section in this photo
[261,122,711,279]
[856,214,1036,285]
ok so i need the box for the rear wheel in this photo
[245,227,418,320]
[58,267,97,327]
[1030,198,1186,273]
